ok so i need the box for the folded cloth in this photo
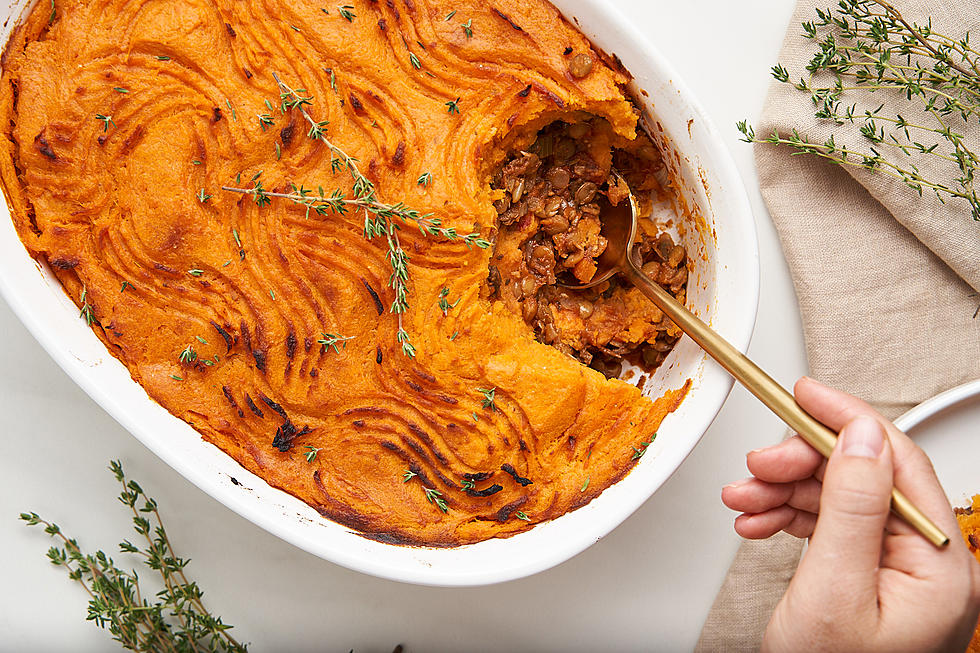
[696,1,980,650]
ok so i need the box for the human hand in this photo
[722,377,980,653]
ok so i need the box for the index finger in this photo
[794,377,961,540]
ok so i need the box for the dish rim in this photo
[0,0,761,586]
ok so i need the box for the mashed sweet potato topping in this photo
[0,0,689,545]
[957,496,980,652]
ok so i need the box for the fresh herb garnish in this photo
[631,434,656,460]
[580,477,590,492]
[472,412,479,421]
[170,374,184,381]
[188,268,204,277]
[19,461,247,652]
[178,345,197,363]
[738,0,980,220]
[462,19,473,39]
[221,74,491,358]
[113,87,129,94]
[95,114,115,131]
[515,511,530,522]
[445,97,461,114]
[120,281,131,293]
[444,10,457,21]
[438,287,460,315]
[317,332,354,353]
[196,189,212,203]
[417,171,432,186]
[337,4,355,21]
[476,387,496,411]
[79,287,96,326]
[304,446,321,463]
[423,487,449,513]
[402,469,417,483]
[409,52,421,70]
[257,113,274,130]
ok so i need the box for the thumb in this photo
[801,415,893,596]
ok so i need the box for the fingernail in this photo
[840,415,884,458]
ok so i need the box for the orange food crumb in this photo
[957,495,980,653]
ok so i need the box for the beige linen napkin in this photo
[695,1,980,650]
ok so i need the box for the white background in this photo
[0,1,805,651]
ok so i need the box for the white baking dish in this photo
[0,0,759,586]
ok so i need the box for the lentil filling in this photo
[489,119,689,378]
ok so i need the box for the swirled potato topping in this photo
[0,0,689,545]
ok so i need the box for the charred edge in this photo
[494,496,528,522]
[222,385,245,418]
[536,84,565,109]
[492,8,523,31]
[212,107,222,122]
[280,120,296,146]
[120,125,145,155]
[210,320,234,353]
[154,262,179,274]
[970,534,979,550]
[349,93,364,114]
[406,379,422,392]
[34,133,56,160]
[244,393,264,418]
[229,476,241,486]
[286,330,297,359]
[49,257,78,270]
[378,18,387,31]
[361,278,384,315]
[304,337,313,352]
[466,483,503,498]
[463,471,493,482]
[408,423,449,465]
[436,394,458,405]
[252,348,267,373]
[413,369,436,383]
[563,46,573,55]
[500,463,532,486]
[352,419,365,427]
[259,393,289,421]
[240,321,252,352]
[391,141,406,167]
[519,439,529,452]
[376,347,383,364]
[517,84,532,98]
[243,68,253,79]
[273,421,311,452]
[225,22,236,37]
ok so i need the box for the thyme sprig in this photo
[221,74,491,357]
[423,487,449,513]
[316,332,354,353]
[20,461,246,652]
[79,286,96,326]
[476,386,496,411]
[738,0,980,220]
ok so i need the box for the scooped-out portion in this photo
[488,118,689,378]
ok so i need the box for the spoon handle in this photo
[624,264,949,548]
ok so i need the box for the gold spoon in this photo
[559,173,949,548]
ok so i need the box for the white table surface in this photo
[0,1,805,651]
